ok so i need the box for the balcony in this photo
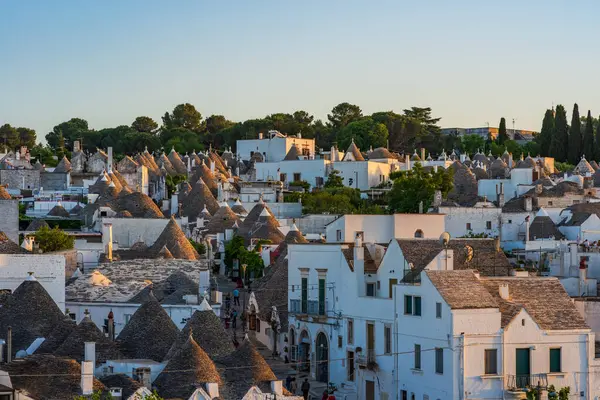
[506,374,548,392]
[356,349,377,370]
[289,299,327,317]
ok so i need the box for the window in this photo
[69,313,76,321]
[411,394,415,400]
[414,229,424,238]
[316,176,324,187]
[301,278,308,314]
[414,344,421,369]
[404,295,421,316]
[436,302,442,319]
[280,173,287,182]
[384,325,392,354]
[550,348,561,373]
[485,349,498,375]
[486,221,492,230]
[336,230,342,241]
[338,335,343,348]
[466,223,472,230]
[347,319,354,344]
[508,219,512,224]
[548,201,553,206]
[293,173,301,181]
[435,348,443,374]
[124,314,132,324]
[366,283,375,297]
[318,278,326,315]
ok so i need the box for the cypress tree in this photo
[549,105,568,162]
[583,110,595,160]
[497,117,509,144]
[595,116,600,162]
[538,109,554,156]
[568,103,582,165]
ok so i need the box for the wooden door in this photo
[365,380,375,400]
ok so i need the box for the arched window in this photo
[414,229,424,238]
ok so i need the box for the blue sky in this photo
[1,0,599,140]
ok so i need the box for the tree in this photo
[45,118,89,150]
[497,117,509,144]
[388,163,454,213]
[30,144,57,166]
[537,109,555,156]
[461,134,486,155]
[33,226,75,253]
[162,103,203,131]
[568,103,582,164]
[550,105,569,162]
[583,110,595,160]
[16,127,36,148]
[204,115,234,148]
[0,124,19,149]
[596,116,600,162]
[327,102,363,130]
[324,169,344,188]
[337,118,388,151]
[132,116,158,133]
[224,235,265,278]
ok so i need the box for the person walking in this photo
[232,309,238,329]
[290,378,298,394]
[285,375,293,391]
[301,378,310,400]
[233,288,240,306]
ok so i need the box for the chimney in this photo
[210,160,215,173]
[81,342,95,396]
[134,368,151,389]
[570,242,579,267]
[497,183,505,208]
[580,257,588,296]
[199,269,210,301]
[205,382,220,398]
[258,132,264,140]
[103,223,113,262]
[432,190,442,208]
[270,380,283,395]
[498,283,510,300]
[437,249,454,270]
[524,196,532,212]
[354,233,365,297]
[74,140,81,153]
[170,193,179,216]
[225,227,234,241]
[524,217,530,243]
[405,156,410,171]
[418,201,424,214]
[460,153,466,162]
[7,327,11,363]
[107,147,113,172]
[107,310,115,341]
[420,148,426,162]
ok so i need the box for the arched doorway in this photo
[249,304,257,331]
[414,229,424,238]
[289,328,297,362]
[299,330,311,373]
[316,332,329,383]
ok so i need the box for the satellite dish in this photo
[439,232,451,247]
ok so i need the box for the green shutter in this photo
[550,348,561,373]
[414,296,422,316]
[318,279,325,315]
[404,295,412,314]
[301,278,308,314]
[435,348,443,374]
[414,344,421,369]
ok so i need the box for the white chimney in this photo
[102,223,113,262]
[270,380,283,395]
[205,382,220,398]
[210,160,215,173]
[170,193,179,216]
[258,132,264,139]
[21,236,34,252]
[81,342,95,395]
[354,233,365,297]
[199,269,210,300]
[570,243,579,267]
[437,249,454,270]
[161,199,169,211]
[107,147,113,172]
[499,283,510,300]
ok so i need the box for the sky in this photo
[2,0,600,141]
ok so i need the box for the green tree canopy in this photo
[461,134,486,155]
[337,118,388,151]
[33,226,75,253]
[537,109,555,156]
[497,117,509,145]
[324,169,344,188]
[568,103,582,164]
[132,116,158,133]
[327,102,363,130]
[388,163,453,213]
[0,124,19,149]
[162,103,203,131]
[46,118,90,150]
[583,109,595,159]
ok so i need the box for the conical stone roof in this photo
[168,148,188,175]
[283,144,301,161]
[205,204,241,235]
[182,178,220,219]
[47,203,70,218]
[0,231,26,254]
[54,156,72,173]
[190,160,218,195]
[244,208,284,244]
[165,309,234,360]
[343,140,365,161]
[25,219,49,232]
[239,200,277,237]
[285,223,308,244]
[231,199,247,215]
[54,314,121,363]
[150,217,199,260]
[154,334,222,399]
[116,294,179,362]
[0,185,10,200]
[159,153,177,176]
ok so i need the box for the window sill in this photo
[547,372,566,377]
[411,368,423,375]
[480,374,502,379]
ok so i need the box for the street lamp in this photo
[241,263,248,332]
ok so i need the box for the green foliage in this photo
[289,180,311,191]
[33,226,75,253]
[554,161,574,172]
[596,117,600,162]
[131,116,158,133]
[188,239,206,255]
[461,134,486,155]
[568,103,582,164]
[327,102,363,129]
[165,175,187,196]
[299,187,385,215]
[324,169,344,188]
[497,117,509,145]
[0,124,34,150]
[583,109,595,159]
[30,144,58,166]
[388,163,453,213]
[73,390,112,400]
[537,109,554,156]
[459,231,490,238]
[162,103,203,131]
[224,235,265,278]
[550,105,569,162]
[46,118,89,151]
[337,118,388,151]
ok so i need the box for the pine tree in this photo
[568,103,582,164]
[497,117,509,144]
[583,110,594,160]
[538,109,555,156]
[550,105,569,162]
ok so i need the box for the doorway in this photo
[299,330,311,373]
[316,332,329,383]
[515,348,531,388]
[366,380,375,400]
